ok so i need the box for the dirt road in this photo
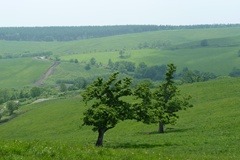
[35,61,60,86]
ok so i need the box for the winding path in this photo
[35,61,60,86]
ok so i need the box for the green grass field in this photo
[0,58,52,88]
[0,77,239,159]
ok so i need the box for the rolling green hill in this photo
[0,77,239,159]
[1,26,240,89]
[1,27,240,56]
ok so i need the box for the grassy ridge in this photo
[1,27,240,55]
[0,77,240,159]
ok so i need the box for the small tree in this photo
[60,83,67,92]
[201,39,209,47]
[82,72,132,146]
[84,64,91,70]
[74,59,79,63]
[90,57,96,65]
[30,87,42,98]
[108,59,114,69]
[134,64,193,133]
[6,101,19,115]
[0,112,2,120]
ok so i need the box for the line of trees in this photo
[107,60,217,83]
[82,64,193,146]
[1,24,239,42]
[0,86,57,105]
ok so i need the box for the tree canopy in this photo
[82,72,132,146]
[134,64,193,133]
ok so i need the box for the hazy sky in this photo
[0,0,239,27]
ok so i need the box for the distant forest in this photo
[0,24,239,42]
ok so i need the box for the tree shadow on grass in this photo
[106,142,180,149]
[139,127,193,135]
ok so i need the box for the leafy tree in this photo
[201,39,209,47]
[0,89,10,104]
[112,61,136,73]
[119,49,125,58]
[90,57,96,65]
[30,87,42,98]
[229,68,240,77]
[108,59,114,69]
[60,83,67,92]
[6,101,19,115]
[179,68,217,83]
[134,62,148,78]
[84,64,91,70]
[82,72,132,146]
[74,77,87,89]
[134,64,192,133]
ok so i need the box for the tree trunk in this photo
[158,121,164,133]
[96,129,105,147]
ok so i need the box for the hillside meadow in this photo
[0,58,51,88]
[0,26,240,159]
[1,27,240,89]
[0,77,239,159]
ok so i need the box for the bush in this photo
[30,87,42,98]
[229,68,240,77]
[200,39,209,47]
[6,101,19,115]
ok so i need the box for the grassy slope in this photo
[0,77,240,159]
[0,58,52,88]
[45,62,111,85]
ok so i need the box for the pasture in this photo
[0,77,240,159]
[1,26,240,159]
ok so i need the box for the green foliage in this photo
[82,72,132,146]
[112,61,136,73]
[59,83,67,92]
[200,39,209,47]
[84,64,91,70]
[90,57,96,65]
[119,49,131,59]
[229,68,240,77]
[6,101,19,116]
[179,68,217,83]
[134,64,193,133]
[74,59,78,63]
[30,87,42,98]
[0,77,240,158]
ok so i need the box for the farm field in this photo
[0,77,240,159]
